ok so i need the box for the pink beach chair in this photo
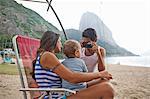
[12,35,76,99]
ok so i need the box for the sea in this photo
[105,56,150,67]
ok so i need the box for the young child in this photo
[62,40,88,91]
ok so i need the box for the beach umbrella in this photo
[21,0,68,40]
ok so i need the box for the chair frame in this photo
[12,35,76,99]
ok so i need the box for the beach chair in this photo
[12,35,76,99]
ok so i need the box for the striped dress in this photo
[34,55,63,99]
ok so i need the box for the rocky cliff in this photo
[79,12,117,46]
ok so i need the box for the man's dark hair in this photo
[82,28,97,42]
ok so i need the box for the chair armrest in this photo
[20,88,76,94]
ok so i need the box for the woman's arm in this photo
[40,52,111,84]
[87,78,108,87]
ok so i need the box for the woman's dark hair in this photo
[32,31,60,80]
[38,31,60,53]
[82,28,97,42]
[32,59,36,80]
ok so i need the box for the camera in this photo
[81,42,93,48]
[84,43,93,48]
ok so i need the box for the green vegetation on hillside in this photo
[0,0,59,37]
[0,0,62,52]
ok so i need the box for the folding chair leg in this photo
[23,91,28,99]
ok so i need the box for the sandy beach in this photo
[107,64,150,99]
[0,64,150,99]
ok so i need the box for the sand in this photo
[107,64,150,99]
[0,64,150,99]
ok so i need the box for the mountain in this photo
[66,29,135,56]
[0,0,59,38]
[97,40,135,56]
[0,0,136,56]
[66,12,136,56]
[65,29,82,41]
[79,12,116,46]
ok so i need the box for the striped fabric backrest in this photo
[13,35,41,98]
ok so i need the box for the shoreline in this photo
[0,64,150,99]
[108,64,150,68]
[106,55,150,67]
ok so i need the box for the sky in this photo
[15,0,150,55]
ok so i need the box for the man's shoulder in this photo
[99,46,105,51]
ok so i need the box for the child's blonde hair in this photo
[63,40,81,58]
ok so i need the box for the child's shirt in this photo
[62,58,88,91]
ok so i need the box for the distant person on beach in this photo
[3,53,12,63]
[33,31,114,99]
[80,28,106,72]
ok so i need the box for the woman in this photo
[80,28,106,72]
[34,31,114,99]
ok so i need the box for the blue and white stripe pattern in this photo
[34,55,63,99]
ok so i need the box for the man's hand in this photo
[91,42,99,53]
